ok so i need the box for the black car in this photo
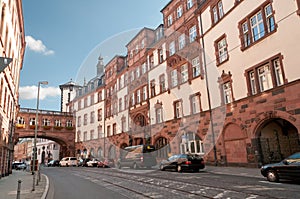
[261,152,300,182]
[47,160,60,167]
[159,154,205,172]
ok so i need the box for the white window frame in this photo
[218,38,228,63]
[177,6,183,18]
[192,57,201,77]
[169,41,175,56]
[189,25,197,43]
[175,101,183,118]
[258,64,272,92]
[171,69,178,87]
[223,82,232,104]
[178,34,185,50]
[187,0,193,10]
[181,64,188,83]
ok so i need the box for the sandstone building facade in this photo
[67,0,300,167]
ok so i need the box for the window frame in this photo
[245,54,285,96]
[214,34,229,66]
[239,1,276,51]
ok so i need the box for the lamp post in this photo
[32,81,48,191]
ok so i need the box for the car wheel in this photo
[160,164,165,171]
[267,170,279,182]
[177,165,182,172]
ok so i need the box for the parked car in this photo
[59,157,78,167]
[261,152,300,182]
[97,158,115,168]
[117,145,157,169]
[47,160,60,167]
[77,158,91,167]
[13,162,27,170]
[87,158,100,167]
[159,154,205,172]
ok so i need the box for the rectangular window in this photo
[171,69,178,87]
[191,94,200,114]
[156,108,163,123]
[131,93,135,106]
[121,118,126,132]
[106,125,111,137]
[240,3,276,49]
[258,64,272,92]
[192,57,201,77]
[159,74,166,93]
[178,34,185,50]
[273,59,283,86]
[98,109,102,121]
[158,49,164,63]
[83,132,87,141]
[90,130,94,140]
[150,80,156,97]
[189,25,197,43]
[136,67,140,78]
[168,15,173,26]
[181,64,188,83]
[142,62,147,74]
[177,6,183,18]
[249,71,257,95]
[169,41,175,56]
[84,114,88,125]
[137,89,141,104]
[217,37,228,64]
[187,0,193,10]
[77,116,81,127]
[113,123,117,135]
[90,111,95,124]
[142,86,148,101]
[174,100,183,118]
[223,82,232,104]
[212,1,224,24]
[125,95,128,109]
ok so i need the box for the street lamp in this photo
[32,81,48,191]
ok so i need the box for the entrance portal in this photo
[256,119,300,165]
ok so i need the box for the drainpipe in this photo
[199,10,218,166]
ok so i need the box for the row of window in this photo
[166,0,194,27]
[17,117,73,127]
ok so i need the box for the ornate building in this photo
[67,0,300,167]
[0,0,25,177]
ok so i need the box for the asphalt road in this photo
[43,166,300,199]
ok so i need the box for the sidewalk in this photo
[0,170,49,199]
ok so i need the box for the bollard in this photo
[38,167,41,182]
[16,179,21,199]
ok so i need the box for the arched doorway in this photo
[256,118,300,164]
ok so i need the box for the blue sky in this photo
[20,0,170,111]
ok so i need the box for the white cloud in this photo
[19,86,60,100]
[25,35,55,55]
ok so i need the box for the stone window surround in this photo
[238,0,277,51]
[244,53,286,96]
[214,33,229,66]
